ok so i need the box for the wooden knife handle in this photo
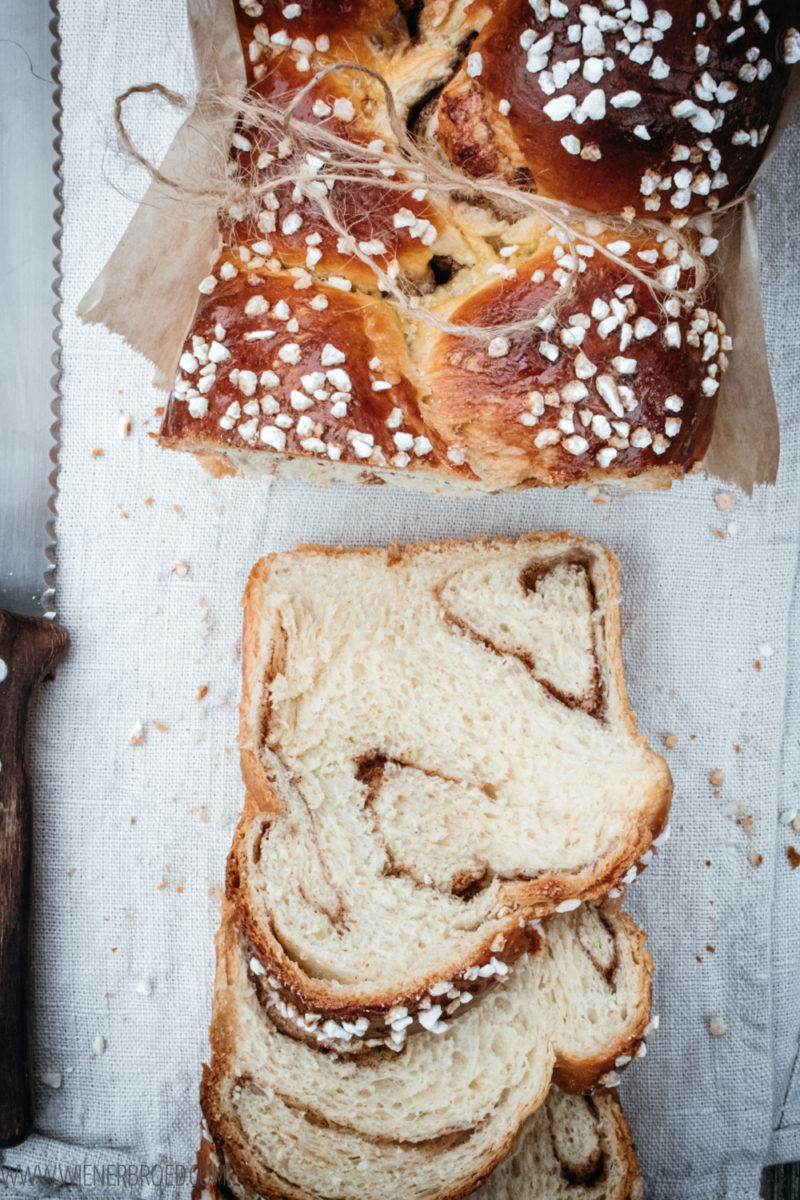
[0,610,69,1148]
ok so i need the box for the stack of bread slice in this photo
[195,533,671,1199]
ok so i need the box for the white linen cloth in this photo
[1,3,799,1196]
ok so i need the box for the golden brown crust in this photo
[438,0,793,220]
[235,0,409,91]
[158,256,472,481]
[232,533,670,1022]
[193,1128,232,1200]
[231,58,447,292]
[414,231,725,488]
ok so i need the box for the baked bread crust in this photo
[412,228,725,488]
[437,0,793,220]
[196,899,650,1200]
[158,254,471,487]
[232,532,670,1025]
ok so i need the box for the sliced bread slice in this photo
[236,534,671,1020]
[194,1087,643,1200]
[199,898,651,1200]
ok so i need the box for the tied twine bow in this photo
[113,63,712,342]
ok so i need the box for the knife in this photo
[0,0,69,1147]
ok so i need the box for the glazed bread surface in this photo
[438,0,794,219]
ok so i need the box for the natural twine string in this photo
[114,65,711,342]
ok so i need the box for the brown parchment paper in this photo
[78,0,797,491]
[77,0,245,388]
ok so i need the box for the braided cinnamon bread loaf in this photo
[234,534,670,1033]
[159,0,795,490]
[198,898,651,1200]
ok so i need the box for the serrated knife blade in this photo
[0,0,62,616]
[0,0,69,1149]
